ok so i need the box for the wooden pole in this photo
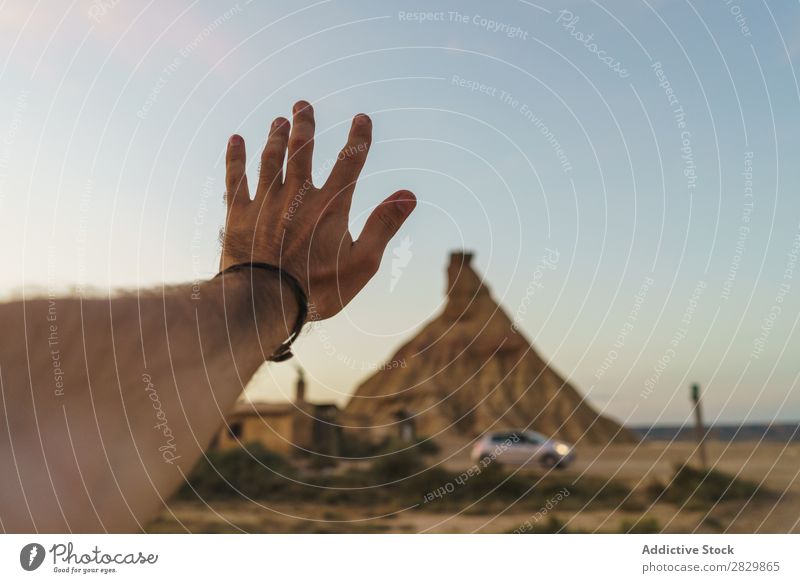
[691,383,708,469]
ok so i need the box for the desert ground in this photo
[149,439,800,533]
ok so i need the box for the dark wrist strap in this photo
[215,262,308,362]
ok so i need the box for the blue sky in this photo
[1,0,799,425]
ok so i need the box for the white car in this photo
[471,430,575,469]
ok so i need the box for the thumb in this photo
[356,190,416,259]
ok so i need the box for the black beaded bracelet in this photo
[215,262,308,362]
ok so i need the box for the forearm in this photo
[0,269,298,532]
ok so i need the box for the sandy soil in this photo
[150,440,800,533]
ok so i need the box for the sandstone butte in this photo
[344,251,637,445]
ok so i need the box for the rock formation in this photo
[345,252,636,444]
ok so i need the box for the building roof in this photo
[228,401,296,418]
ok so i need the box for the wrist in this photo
[216,262,307,361]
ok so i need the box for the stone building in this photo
[212,369,341,457]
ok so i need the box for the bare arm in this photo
[0,273,295,532]
[0,101,415,532]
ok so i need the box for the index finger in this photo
[225,134,250,208]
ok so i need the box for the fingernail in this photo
[393,192,416,214]
[355,114,370,126]
[294,100,312,113]
[229,134,243,146]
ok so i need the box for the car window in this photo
[524,431,547,444]
[492,432,532,444]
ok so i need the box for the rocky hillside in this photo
[345,252,636,444]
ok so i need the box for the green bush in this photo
[408,461,631,513]
[306,453,339,471]
[618,516,661,533]
[701,515,725,531]
[508,516,584,534]
[414,437,441,456]
[369,448,426,481]
[178,442,636,515]
[375,436,441,457]
[338,435,389,457]
[179,443,294,500]
[652,463,766,509]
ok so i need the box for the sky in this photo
[1,0,799,426]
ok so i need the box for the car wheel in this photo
[540,454,558,469]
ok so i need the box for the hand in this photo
[220,100,416,320]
